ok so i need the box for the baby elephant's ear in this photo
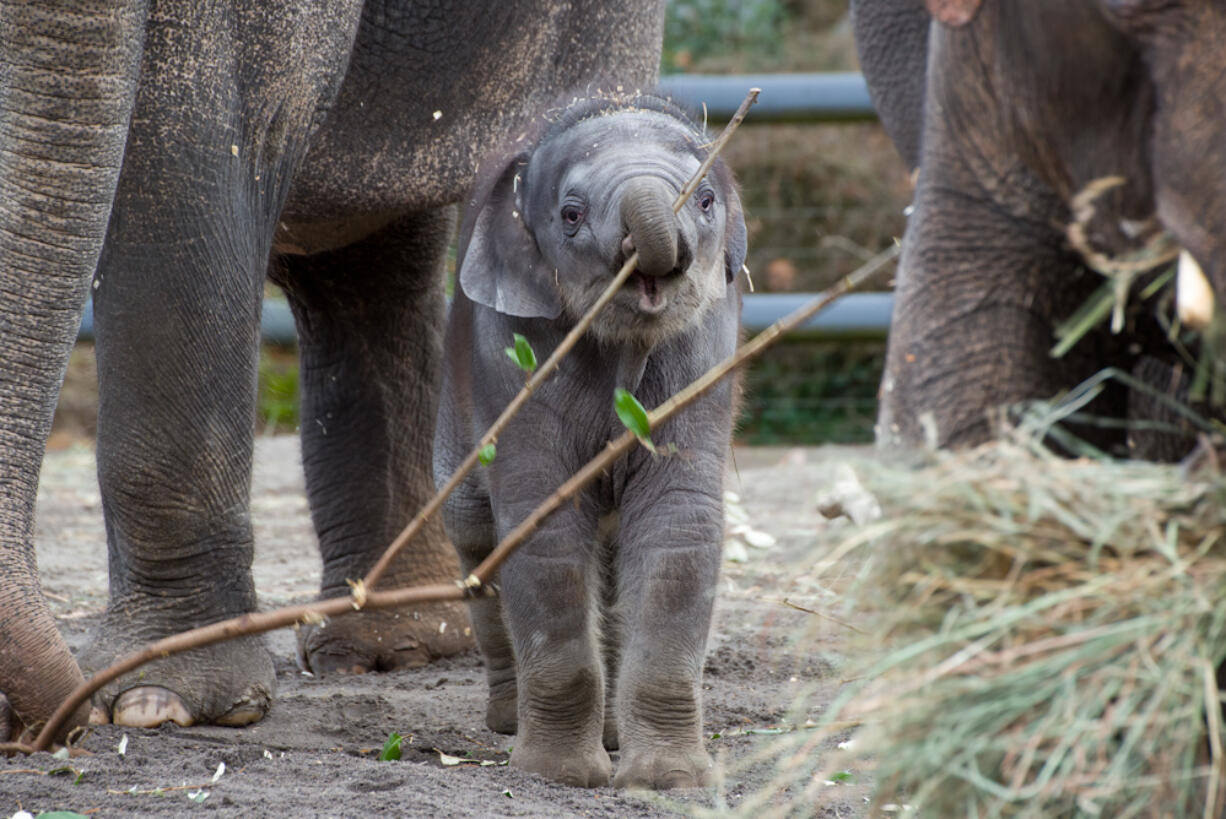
[723,182,749,285]
[458,152,562,319]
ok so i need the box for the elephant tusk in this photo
[1177,250,1215,330]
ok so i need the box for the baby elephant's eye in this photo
[560,203,586,234]
[698,191,716,212]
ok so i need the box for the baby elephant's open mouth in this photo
[630,269,682,315]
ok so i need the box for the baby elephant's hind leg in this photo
[443,482,518,734]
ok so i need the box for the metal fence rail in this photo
[77,291,892,345]
[75,73,892,345]
[658,72,875,123]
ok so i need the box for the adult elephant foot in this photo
[79,621,274,729]
[0,591,92,744]
[276,210,476,678]
[613,747,714,790]
[296,600,472,675]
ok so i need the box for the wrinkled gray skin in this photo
[435,95,746,789]
[853,0,1226,454]
[0,0,663,742]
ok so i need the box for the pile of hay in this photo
[836,441,1226,817]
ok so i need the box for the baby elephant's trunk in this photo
[620,177,679,277]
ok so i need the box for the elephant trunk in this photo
[620,177,679,277]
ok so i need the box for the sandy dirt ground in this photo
[4,437,874,817]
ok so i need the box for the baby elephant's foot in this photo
[511,738,612,787]
[614,747,714,790]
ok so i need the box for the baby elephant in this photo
[434,94,746,789]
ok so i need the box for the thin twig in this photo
[781,598,865,634]
[107,781,211,795]
[1203,658,1225,819]
[362,87,761,589]
[18,582,481,753]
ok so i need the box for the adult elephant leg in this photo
[877,179,1111,449]
[275,210,473,675]
[84,196,275,727]
[78,0,361,729]
[0,0,147,742]
[87,258,273,728]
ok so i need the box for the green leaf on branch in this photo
[505,334,537,373]
[478,443,497,466]
[614,388,656,453]
[378,731,404,761]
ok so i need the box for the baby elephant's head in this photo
[459,94,747,346]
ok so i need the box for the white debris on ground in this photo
[815,463,882,526]
[723,490,778,563]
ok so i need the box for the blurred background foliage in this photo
[662,0,786,74]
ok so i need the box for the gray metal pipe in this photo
[740,291,891,339]
[78,292,893,345]
[74,73,887,345]
[657,72,876,124]
[77,298,301,346]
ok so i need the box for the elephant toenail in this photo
[88,705,111,725]
[112,687,194,728]
[215,701,266,727]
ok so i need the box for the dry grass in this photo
[852,439,1226,818]
[722,435,1226,818]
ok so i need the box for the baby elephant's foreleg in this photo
[498,504,611,787]
[611,483,723,789]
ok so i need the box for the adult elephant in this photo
[0,0,663,741]
[851,0,1225,451]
